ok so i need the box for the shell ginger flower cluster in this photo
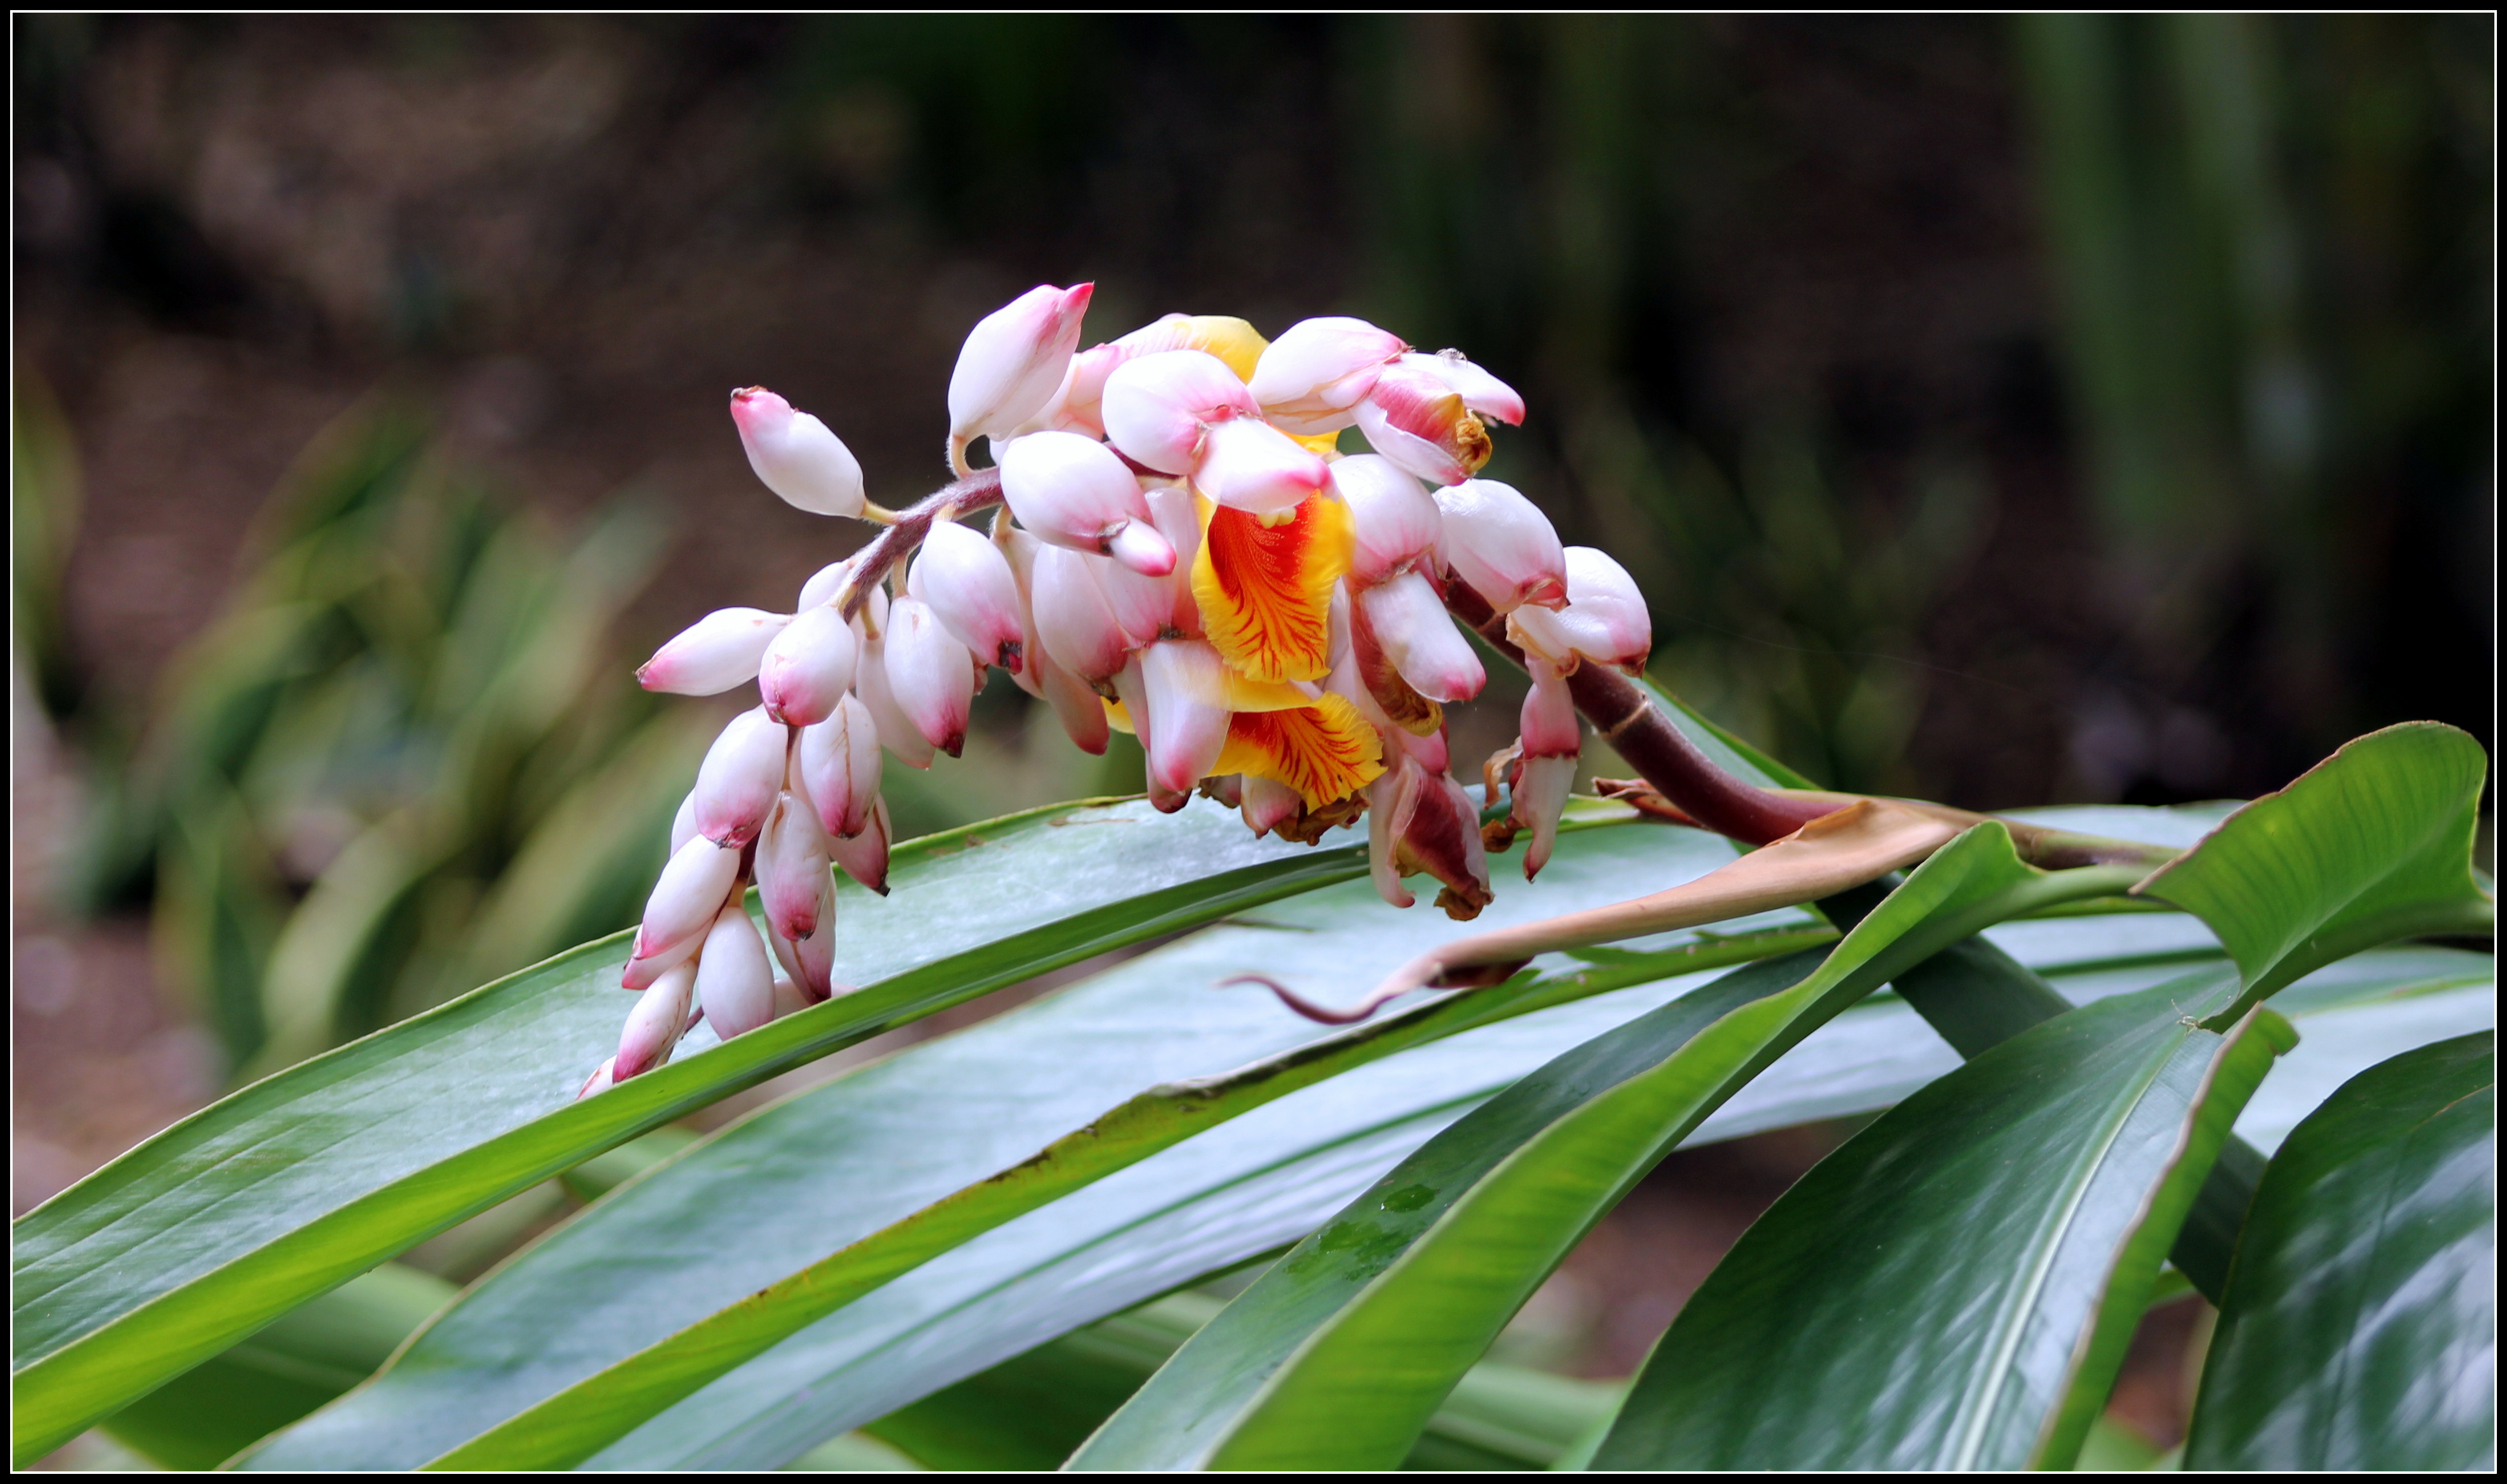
[579,285,1652,1096]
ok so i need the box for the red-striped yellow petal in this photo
[1191,491,1354,683]
[1212,692,1385,810]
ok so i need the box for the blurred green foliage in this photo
[50,396,710,1081]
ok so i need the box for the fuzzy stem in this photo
[833,468,1005,621]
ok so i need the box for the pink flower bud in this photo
[625,836,740,987]
[1241,775,1302,837]
[1354,362,1495,486]
[1105,520,1177,576]
[767,870,840,1002]
[770,974,810,1022]
[1334,454,1444,587]
[1248,316,1409,434]
[692,706,788,848]
[757,604,861,726]
[1036,342,1129,439]
[881,597,975,757]
[906,519,1027,674]
[798,560,848,611]
[1090,485,1205,642]
[1100,350,1260,475]
[1037,642,1112,755]
[1397,351,1524,426]
[1356,571,1485,703]
[1193,417,1331,517]
[669,790,699,855]
[638,608,793,696]
[757,791,831,941]
[948,283,1094,445]
[1138,639,1233,797]
[615,959,697,1081]
[1510,752,1578,881]
[857,632,937,770]
[1520,655,1582,758]
[1505,546,1653,674]
[829,794,892,895]
[576,1057,617,1100]
[997,430,1164,563]
[729,387,867,517]
[799,693,883,838]
[695,901,776,1040]
[1434,478,1568,613]
[1031,545,1134,684]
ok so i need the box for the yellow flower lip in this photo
[1214,691,1385,810]
[1191,491,1355,685]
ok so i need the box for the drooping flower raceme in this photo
[585,287,1648,1094]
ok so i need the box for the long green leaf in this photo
[1593,971,2294,1470]
[1075,823,2127,1469]
[237,819,1785,1468]
[9,797,1380,1463]
[2186,1031,2495,1470]
[94,1265,452,1470]
[2134,722,2493,1029]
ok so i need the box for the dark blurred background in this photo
[10,14,2494,1455]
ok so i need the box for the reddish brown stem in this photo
[1442,583,1833,846]
[834,468,1006,621]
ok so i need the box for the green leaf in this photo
[1593,971,2295,1470]
[96,1264,452,1470]
[2186,1032,2495,1470]
[1075,823,2130,1469]
[9,798,1379,1464]
[238,820,1793,1469]
[2134,723,2494,1029]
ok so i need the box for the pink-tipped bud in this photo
[576,1057,617,1100]
[1520,656,1582,758]
[758,604,861,726]
[695,901,776,1041]
[1354,362,1495,486]
[1511,752,1578,881]
[906,519,1027,674]
[1099,350,1260,475]
[757,791,831,941]
[800,555,888,632]
[799,693,883,838]
[1334,454,1444,587]
[615,959,698,1080]
[1241,775,1303,837]
[1030,545,1135,684]
[997,430,1163,563]
[857,632,937,770]
[1036,642,1112,755]
[625,836,740,987]
[1105,519,1177,576]
[1193,417,1331,517]
[881,597,974,757]
[1037,342,1129,438]
[1138,639,1234,797]
[638,608,793,696]
[1434,478,1568,613]
[770,974,810,1022]
[692,706,788,848]
[1398,351,1524,426]
[949,283,1095,444]
[669,790,699,855]
[1357,571,1485,703]
[730,387,867,517]
[1506,546,1653,674]
[1248,316,1409,434]
[767,867,840,1002]
[829,794,892,895]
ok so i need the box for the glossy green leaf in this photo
[96,1264,452,1470]
[2186,1032,2495,1470]
[10,797,1382,1464]
[240,819,1793,1468]
[1594,971,2295,1471]
[1076,823,2132,1469]
[2133,722,2494,1029]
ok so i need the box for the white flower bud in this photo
[1192,417,1330,517]
[757,604,861,727]
[997,430,1168,569]
[906,519,1028,673]
[857,631,937,770]
[880,597,975,757]
[692,705,787,848]
[948,284,1095,445]
[799,692,883,838]
[638,608,793,696]
[1030,545,1134,684]
[829,793,892,895]
[1100,350,1259,474]
[1333,454,1442,587]
[1357,571,1485,704]
[1248,316,1408,435]
[1507,546,1652,674]
[730,387,867,517]
[624,836,739,987]
[695,901,776,1041]
[615,959,697,1080]
[756,792,831,942]
[1434,478,1568,613]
